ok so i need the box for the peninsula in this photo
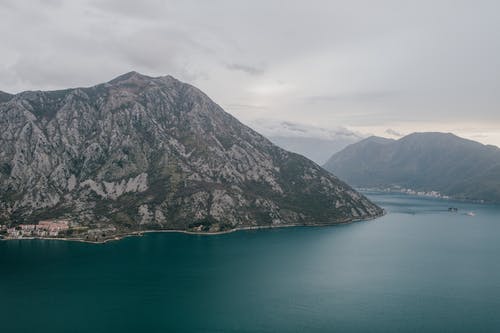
[0,72,382,242]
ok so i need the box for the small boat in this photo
[466,212,475,217]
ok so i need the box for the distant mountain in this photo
[248,120,364,165]
[0,72,381,240]
[323,132,500,203]
[0,91,13,103]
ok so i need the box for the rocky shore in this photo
[0,209,385,244]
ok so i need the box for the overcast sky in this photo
[1,0,500,145]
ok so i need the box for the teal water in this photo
[1,192,500,332]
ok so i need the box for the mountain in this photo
[323,132,500,202]
[0,72,382,239]
[247,120,364,165]
[0,91,13,103]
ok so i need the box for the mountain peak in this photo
[402,132,458,140]
[363,136,394,144]
[105,72,180,94]
[398,132,481,148]
[108,71,154,84]
[0,73,382,238]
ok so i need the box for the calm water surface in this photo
[1,192,500,332]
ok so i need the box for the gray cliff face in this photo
[0,72,382,235]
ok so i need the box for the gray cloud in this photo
[225,63,266,76]
[248,119,365,140]
[385,128,404,137]
[0,0,499,145]
[305,91,400,104]
[225,104,268,110]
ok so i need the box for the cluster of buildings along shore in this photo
[0,220,119,241]
[3,220,70,238]
[397,188,450,199]
[358,186,450,199]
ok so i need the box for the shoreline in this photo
[0,211,385,244]
[359,188,495,205]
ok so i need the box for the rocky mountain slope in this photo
[324,132,500,203]
[0,72,382,238]
[0,91,13,103]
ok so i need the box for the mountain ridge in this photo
[0,72,382,241]
[323,132,500,203]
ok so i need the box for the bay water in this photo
[1,192,500,332]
